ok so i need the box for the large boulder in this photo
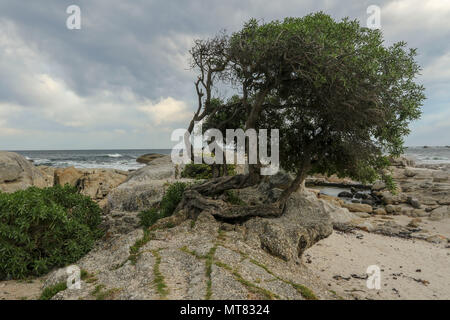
[54,167,83,186]
[53,167,128,201]
[0,152,49,192]
[105,155,178,213]
[389,156,415,167]
[244,192,333,262]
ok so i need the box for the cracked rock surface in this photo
[44,195,336,300]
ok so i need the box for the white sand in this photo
[304,222,450,300]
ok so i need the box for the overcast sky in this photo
[0,0,449,150]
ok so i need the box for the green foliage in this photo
[224,190,246,206]
[91,284,121,300]
[151,249,169,298]
[192,12,425,189]
[39,282,67,300]
[0,185,103,280]
[138,182,187,228]
[204,245,217,300]
[382,174,397,194]
[138,208,160,229]
[181,163,236,180]
[249,14,425,183]
[181,163,212,179]
[159,182,187,217]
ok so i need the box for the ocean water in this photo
[11,146,450,171]
[404,146,450,164]
[14,149,171,171]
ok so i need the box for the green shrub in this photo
[0,185,103,280]
[39,282,67,300]
[181,163,212,179]
[224,190,246,206]
[138,208,161,228]
[181,163,236,179]
[138,182,187,228]
[159,182,187,217]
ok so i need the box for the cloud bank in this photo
[0,0,448,149]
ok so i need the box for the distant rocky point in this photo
[136,153,166,165]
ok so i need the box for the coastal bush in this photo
[181,163,236,180]
[181,163,212,179]
[0,185,103,279]
[224,190,246,206]
[138,182,187,228]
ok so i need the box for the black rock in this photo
[362,199,374,206]
[354,192,368,199]
[337,191,353,198]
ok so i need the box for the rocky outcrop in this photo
[372,163,450,220]
[341,202,373,213]
[0,152,49,193]
[105,156,177,213]
[53,167,128,204]
[43,192,335,300]
[40,160,338,300]
[136,153,166,165]
[244,192,333,261]
[102,155,190,235]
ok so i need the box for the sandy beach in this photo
[304,215,450,300]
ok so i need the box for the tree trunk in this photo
[278,170,307,203]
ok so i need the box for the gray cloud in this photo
[0,0,449,149]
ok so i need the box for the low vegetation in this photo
[151,249,169,298]
[138,182,187,228]
[181,163,236,180]
[0,185,103,279]
[39,282,67,300]
[224,190,246,206]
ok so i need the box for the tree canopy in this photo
[188,12,425,200]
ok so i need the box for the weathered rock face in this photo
[244,192,333,262]
[373,163,450,219]
[53,166,128,202]
[40,154,337,300]
[0,152,49,192]
[54,167,82,186]
[389,156,416,168]
[105,156,178,214]
[341,202,373,213]
[103,155,191,235]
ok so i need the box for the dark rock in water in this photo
[354,192,368,199]
[361,199,374,206]
[351,199,361,204]
[136,153,166,164]
[350,187,357,194]
[337,191,353,198]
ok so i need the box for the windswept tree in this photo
[182,12,425,218]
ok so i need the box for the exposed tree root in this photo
[178,175,285,223]
[190,174,256,196]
